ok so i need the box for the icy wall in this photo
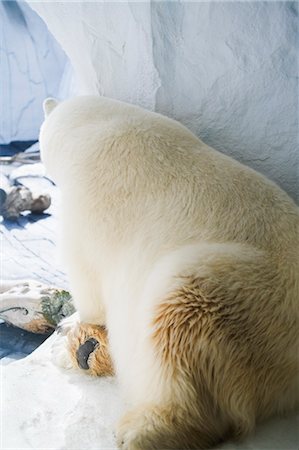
[28,1,298,200]
[0,1,68,144]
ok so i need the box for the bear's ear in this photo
[43,98,59,118]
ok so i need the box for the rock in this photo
[0,280,75,333]
[0,1,67,143]
[28,1,298,200]
[0,185,51,220]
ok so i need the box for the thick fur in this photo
[40,96,299,449]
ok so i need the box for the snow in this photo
[28,1,298,201]
[1,334,298,450]
[1,334,124,450]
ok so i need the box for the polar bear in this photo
[40,96,298,449]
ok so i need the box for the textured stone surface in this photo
[0,162,67,290]
[29,1,298,201]
[0,170,67,287]
[0,1,67,144]
[0,164,67,360]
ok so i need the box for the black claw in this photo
[76,338,100,370]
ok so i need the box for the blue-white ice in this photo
[0,1,69,144]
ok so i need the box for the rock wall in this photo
[0,1,67,144]
[28,1,298,200]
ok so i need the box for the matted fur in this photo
[40,95,299,449]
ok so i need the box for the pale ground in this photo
[1,333,298,450]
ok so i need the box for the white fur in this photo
[43,98,58,117]
[40,95,299,448]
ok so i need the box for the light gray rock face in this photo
[28,1,298,200]
[0,1,67,144]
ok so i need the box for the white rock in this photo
[0,1,68,143]
[0,280,73,333]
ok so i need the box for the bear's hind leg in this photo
[117,243,297,448]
